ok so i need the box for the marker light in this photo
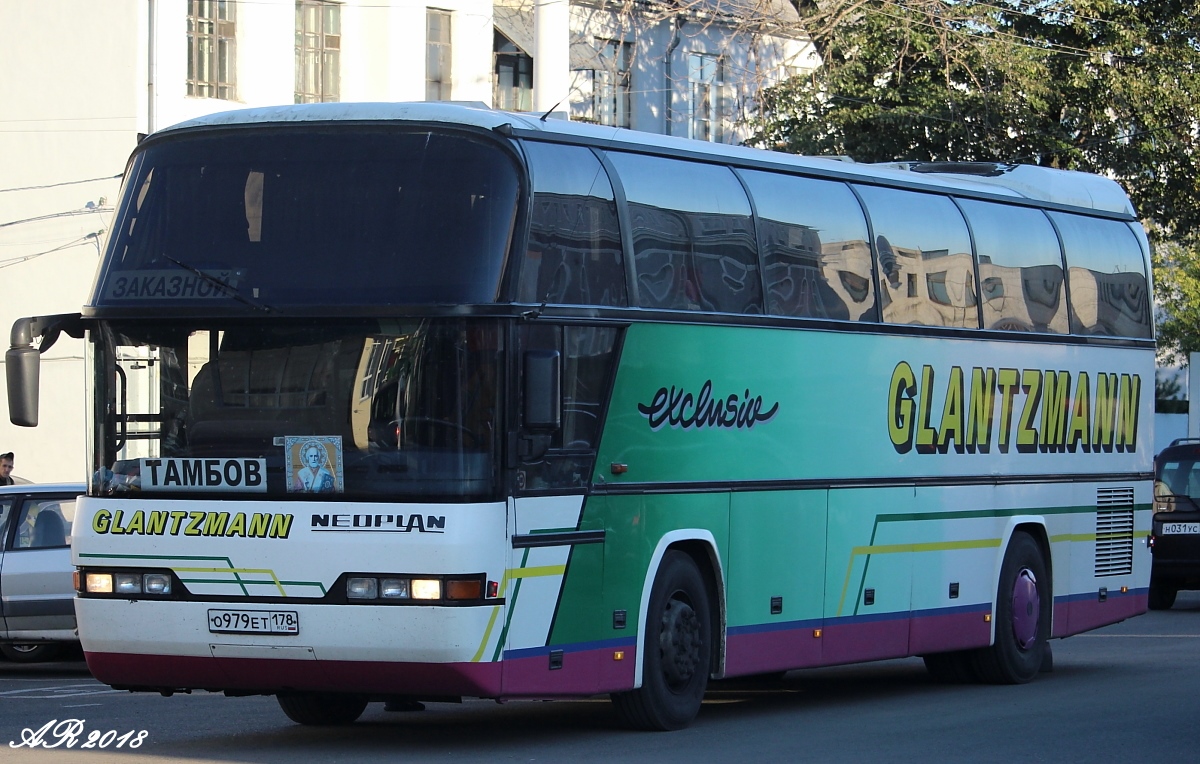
[114,573,142,594]
[411,579,442,600]
[85,573,114,594]
[347,577,378,599]
[380,578,410,599]
[143,573,172,595]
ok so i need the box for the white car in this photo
[0,483,84,661]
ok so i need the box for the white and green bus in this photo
[7,103,1153,730]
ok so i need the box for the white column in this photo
[533,0,569,116]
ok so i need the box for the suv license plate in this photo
[1161,522,1200,535]
[208,609,299,635]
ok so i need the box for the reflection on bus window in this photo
[518,142,627,307]
[737,170,875,321]
[607,152,761,314]
[1050,212,1151,338]
[855,185,979,328]
[957,199,1068,333]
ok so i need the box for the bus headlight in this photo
[115,572,143,594]
[380,578,410,599]
[411,579,441,600]
[85,572,114,594]
[143,573,172,595]
[346,577,378,599]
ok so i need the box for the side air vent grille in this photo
[1095,487,1135,577]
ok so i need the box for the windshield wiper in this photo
[161,255,275,313]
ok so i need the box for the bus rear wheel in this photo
[612,550,713,731]
[277,692,369,725]
[972,531,1050,684]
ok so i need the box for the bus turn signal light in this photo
[446,579,482,600]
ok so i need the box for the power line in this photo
[0,234,103,271]
[0,207,113,230]
[0,174,121,194]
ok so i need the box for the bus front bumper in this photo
[76,598,505,697]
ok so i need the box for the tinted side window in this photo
[855,185,979,328]
[957,199,1068,333]
[518,142,627,307]
[14,498,76,549]
[1049,212,1151,338]
[607,152,761,314]
[738,170,875,321]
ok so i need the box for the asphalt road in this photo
[3,593,1198,763]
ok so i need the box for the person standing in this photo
[0,452,13,486]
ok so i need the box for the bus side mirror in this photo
[523,350,561,432]
[7,318,41,427]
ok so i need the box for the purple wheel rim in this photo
[1010,569,1039,650]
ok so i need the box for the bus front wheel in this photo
[611,550,713,731]
[277,692,369,725]
[973,531,1050,684]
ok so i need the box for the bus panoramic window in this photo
[517,142,627,307]
[606,152,761,315]
[956,199,1068,334]
[94,128,519,310]
[88,319,503,500]
[1048,212,1151,338]
[737,170,875,322]
[853,185,979,329]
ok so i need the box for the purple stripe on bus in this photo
[84,652,504,697]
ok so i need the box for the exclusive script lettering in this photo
[638,381,779,431]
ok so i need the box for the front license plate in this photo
[207,609,299,635]
[1161,522,1200,535]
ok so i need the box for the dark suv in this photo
[1149,439,1200,609]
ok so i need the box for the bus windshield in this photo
[93,127,520,310]
[89,318,503,500]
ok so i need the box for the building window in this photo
[595,40,632,127]
[427,10,452,101]
[494,31,532,111]
[572,40,632,127]
[688,52,726,142]
[187,0,236,99]
[295,1,341,103]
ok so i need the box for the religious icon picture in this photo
[285,435,344,493]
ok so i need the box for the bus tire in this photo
[611,550,713,731]
[276,692,369,725]
[972,531,1050,684]
[922,650,977,683]
[1148,579,1177,610]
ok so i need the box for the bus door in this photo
[503,323,620,695]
